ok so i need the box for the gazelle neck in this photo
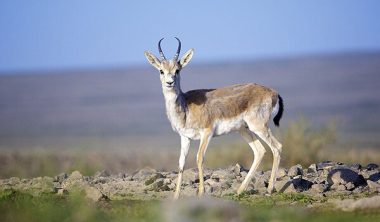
[162,79,187,131]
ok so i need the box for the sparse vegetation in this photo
[1,190,379,222]
[1,119,379,178]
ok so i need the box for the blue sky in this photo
[0,0,380,72]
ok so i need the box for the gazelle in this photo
[144,38,284,199]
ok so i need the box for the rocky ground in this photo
[1,161,379,210]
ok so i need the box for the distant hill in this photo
[0,52,379,149]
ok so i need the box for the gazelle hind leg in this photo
[237,128,266,194]
[254,128,282,194]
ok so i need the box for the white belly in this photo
[213,116,245,136]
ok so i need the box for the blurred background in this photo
[0,0,380,178]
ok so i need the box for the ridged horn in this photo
[158,38,166,60]
[173,37,181,61]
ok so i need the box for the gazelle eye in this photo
[160,70,164,75]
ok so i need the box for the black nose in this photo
[166,81,174,86]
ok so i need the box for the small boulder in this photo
[327,168,366,186]
[132,167,157,181]
[182,168,198,185]
[68,171,83,180]
[54,173,67,183]
[85,185,104,201]
[345,182,355,191]
[366,163,379,171]
[292,177,313,192]
[311,183,327,193]
[288,164,303,177]
[307,164,318,173]
[144,173,164,186]
[277,168,288,178]
[368,172,380,182]
[211,169,235,180]
[94,170,110,178]
[367,180,380,191]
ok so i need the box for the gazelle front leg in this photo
[173,136,190,200]
[196,129,213,196]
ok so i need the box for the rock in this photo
[311,183,327,193]
[146,178,165,191]
[277,168,287,178]
[211,169,235,180]
[132,167,157,181]
[144,173,164,186]
[334,195,380,211]
[94,170,110,178]
[85,185,104,201]
[292,178,313,192]
[288,164,303,177]
[327,168,366,186]
[308,164,318,173]
[368,172,380,182]
[57,188,68,195]
[317,161,335,170]
[182,168,198,185]
[275,178,294,193]
[366,163,379,171]
[25,177,55,196]
[345,182,355,191]
[349,163,362,171]
[367,180,380,191]
[337,184,347,191]
[54,173,67,183]
[68,171,83,180]
[232,163,243,175]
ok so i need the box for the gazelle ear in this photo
[180,49,194,68]
[144,51,161,70]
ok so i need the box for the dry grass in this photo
[0,119,379,178]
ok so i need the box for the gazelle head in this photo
[145,37,194,91]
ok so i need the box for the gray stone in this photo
[211,169,235,180]
[54,173,67,183]
[311,183,327,193]
[327,168,366,186]
[349,163,362,171]
[288,164,303,177]
[182,168,198,185]
[144,173,164,186]
[94,170,110,178]
[145,178,170,192]
[232,163,243,175]
[132,167,157,181]
[368,172,380,182]
[68,171,83,180]
[85,185,104,201]
[292,178,313,192]
[366,163,379,171]
[367,180,380,191]
[275,178,294,193]
[317,161,335,170]
[345,182,355,191]
[337,184,347,191]
[277,168,287,178]
[308,164,318,173]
